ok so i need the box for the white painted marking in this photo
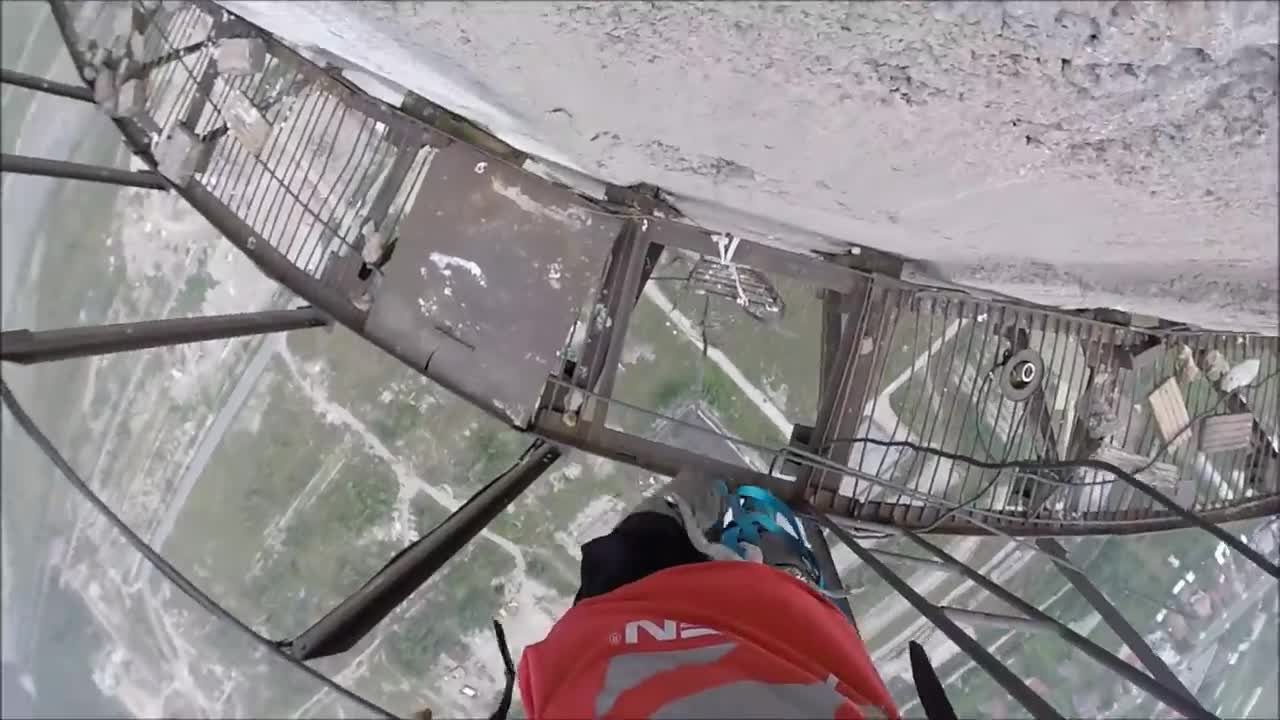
[428,252,487,286]
[489,176,590,229]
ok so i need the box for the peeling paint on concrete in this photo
[488,176,591,231]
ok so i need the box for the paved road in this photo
[146,333,281,556]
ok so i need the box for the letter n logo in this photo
[624,619,677,644]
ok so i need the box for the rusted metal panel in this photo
[368,142,621,425]
[802,276,897,500]
[577,220,650,399]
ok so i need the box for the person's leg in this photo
[574,469,726,603]
[628,467,728,537]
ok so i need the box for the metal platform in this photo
[36,0,1278,538]
[366,141,621,425]
[6,3,1278,718]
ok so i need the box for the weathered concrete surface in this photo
[223,1,1279,332]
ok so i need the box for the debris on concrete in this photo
[113,79,147,119]
[128,30,146,61]
[361,225,386,266]
[154,124,202,185]
[1084,369,1120,442]
[88,41,110,69]
[1197,349,1232,385]
[108,33,130,60]
[1173,343,1200,385]
[215,38,266,76]
[217,80,271,154]
[350,289,372,312]
[92,67,117,113]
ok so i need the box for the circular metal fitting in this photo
[1014,360,1037,386]
[997,349,1045,402]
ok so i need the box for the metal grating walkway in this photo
[51,0,1280,537]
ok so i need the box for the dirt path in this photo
[276,344,528,577]
[147,334,281,556]
[642,283,793,437]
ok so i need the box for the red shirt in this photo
[519,561,899,719]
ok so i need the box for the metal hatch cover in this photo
[367,142,622,425]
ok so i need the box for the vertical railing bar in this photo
[850,282,889,504]
[835,276,874,502]
[959,298,999,517]
[238,72,302,231]
[250,76,314,242]
[926,299,978,507]
[293,102,353,272]
[985,305,1012,512]
[866,287,903,482]
[212,55,283,210]
[905,299,942,510]
[1038,315,1083,519]
[274,93,338,261]
[877,295,921,514]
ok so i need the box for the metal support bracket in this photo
[1,153,168,190]
[800,517,858,627]
[1036,538,1200,706]
[939,605,1051,634]
[801,276,898,506]
[532,404,803,502]
[1,67,95,102]
[288,442,561,660]
[1,307,330,364]
[578,220,656,401]
[898,529,1216,719]
[818,288,844,401]
[811,506,1065,720]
